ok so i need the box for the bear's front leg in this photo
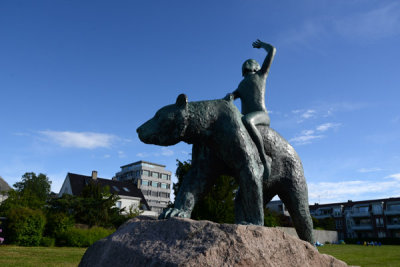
[159,145,221,220]
[234,164,264,225]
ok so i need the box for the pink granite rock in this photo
[79,216,348,267]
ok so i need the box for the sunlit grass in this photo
[318,244,400,267]
[0,245,87,267]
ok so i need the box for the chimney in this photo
[91,170,98,180]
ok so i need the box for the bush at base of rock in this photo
[45,212,75,237]
[6,207,46,246]
[57,226,115,247]
[40,236,56,247]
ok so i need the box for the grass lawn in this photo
[318,244,400,267]
[0,245,87,267]
[0,244,399,266]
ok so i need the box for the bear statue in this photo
[137,94,314,244]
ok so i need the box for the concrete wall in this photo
[276,227,338,244]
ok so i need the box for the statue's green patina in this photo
[137,40,314,244]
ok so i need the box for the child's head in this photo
[242,59,260,77]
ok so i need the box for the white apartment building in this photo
[115,161,172,215]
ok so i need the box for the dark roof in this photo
[0,176,12,192]
[120,160,166,168]
[309,197,400,210]
[66,173,150,210]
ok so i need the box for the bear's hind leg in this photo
[278,182,314,244]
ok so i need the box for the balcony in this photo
[387,224,400,230]
[351,224,373,230]
[312,214,332,219]
[384,209,400,215]
[350,211,371,217]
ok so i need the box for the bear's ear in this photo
[176,94,188,108]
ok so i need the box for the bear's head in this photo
[137,94,188,146]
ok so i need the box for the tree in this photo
[75,181,120,227]
[14,172,51,202]
[312,217,335,230]
[0,172,52,214]
[173,160,192,198]
[173,160,238,224]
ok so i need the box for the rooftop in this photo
[120,160,166,169]
[66,172,150,210]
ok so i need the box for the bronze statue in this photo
[226,39,275,179]
[137,40,314,244]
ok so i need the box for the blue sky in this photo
[1,0,399,204]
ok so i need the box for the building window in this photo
[161,183,167,189]
[112,186,120,192]
[143,170,150,176]
[141,179,149,186]
[358,206,369,213]
[152,182,159,188]
[123,187,130,192]
[152,172,159,178]
[376,218,384,227]
[161,173,168,180]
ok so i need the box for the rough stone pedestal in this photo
[79,216,348,267]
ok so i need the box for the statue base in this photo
[79,216,348,267]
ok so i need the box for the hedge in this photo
[56,226,114,247]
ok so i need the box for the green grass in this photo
[0,244,399,266]
[318,244,400,267]
[0,245,87,267]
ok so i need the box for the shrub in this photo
[6,207,46,246]
[40,236,55,247]
[57,226,114,247]
[45,212,74,237]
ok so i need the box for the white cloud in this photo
[280,3,400,48]
[316,123,341,132]
[136,152,149,158]
[161,148,174,156]
[386,173,400,181]
[301,109,316,119]
[40,131,116,149]
[291,109,317,123]
[308,178,400,204]
[181,150,190,155]
[118,151,126,158]
[136,148,174,158]
[358,167,383,173]
[334,3,400,41]
[289,130,323,145]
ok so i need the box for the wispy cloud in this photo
[39,131,116,149]
[160,148,174,156]
[136,147,174,158]
[290,121,340,145]
[334,3,400,41]
[292,109,316,123]
[358,167,383,173]
[118,151,126,158]
[289,130,323,145]
[280,3,400,47]
[308,176,400,204]
[316,123,341,132]
[386,173,400,181]
[136,152,149,158]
